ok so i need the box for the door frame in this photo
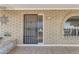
[23,14,44,45]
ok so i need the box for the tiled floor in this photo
[9,46,79,54]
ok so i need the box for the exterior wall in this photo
[0,10,79,44]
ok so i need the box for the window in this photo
[64,16,79,36]
[37,15,43,43]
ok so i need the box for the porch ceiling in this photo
[0,4,79,10]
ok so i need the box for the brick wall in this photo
[0,10,79,44]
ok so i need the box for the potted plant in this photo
[4,32,11,40]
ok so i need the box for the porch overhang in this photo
[0,4,79,10]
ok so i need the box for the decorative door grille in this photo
[23,14,43,44]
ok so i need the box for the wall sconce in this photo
[0,7,9,25]
[0,15,8,25]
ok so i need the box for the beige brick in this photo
[0,10,79,44]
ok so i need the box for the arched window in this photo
[64,16,79,36]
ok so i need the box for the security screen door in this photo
[23,14,43,44]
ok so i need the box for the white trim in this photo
[17,44,79,46]
[43,14,44,44]
[1,8,79,10]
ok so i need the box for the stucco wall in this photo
[1,10,79,44]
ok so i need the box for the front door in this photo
[23,14,43,44]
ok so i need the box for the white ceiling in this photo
[0,4,79,10]
[0,4,79,8]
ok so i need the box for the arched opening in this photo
[64,16,79,36]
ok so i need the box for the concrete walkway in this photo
[9,46,79,54]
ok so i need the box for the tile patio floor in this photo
[9,46,79,54]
